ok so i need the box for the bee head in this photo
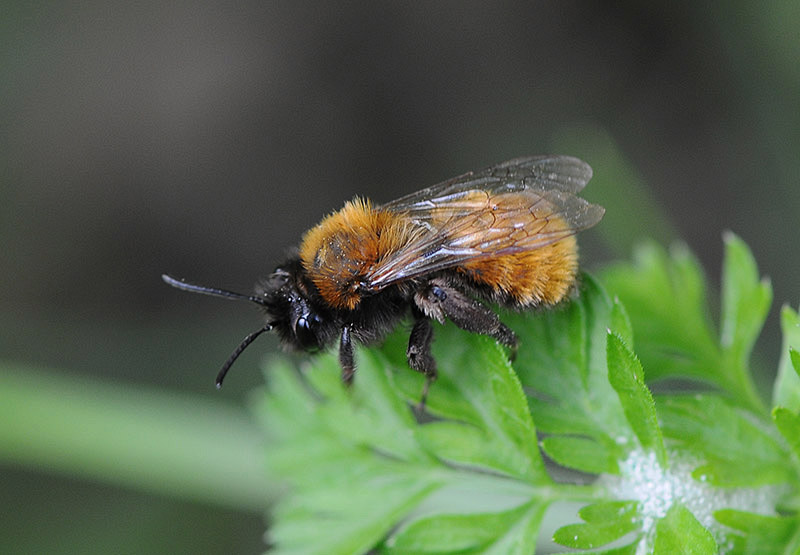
[161,258,335,388]
[256,259,335,352]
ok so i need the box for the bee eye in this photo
[295,314,320,347]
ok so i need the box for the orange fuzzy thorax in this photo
[299,198,413,310]
[300,197,579,311]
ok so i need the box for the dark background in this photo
[3,2,799,553]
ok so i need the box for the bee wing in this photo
[381,155,594,215]
[367,156,603,289]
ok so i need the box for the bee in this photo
[163,155,604,401]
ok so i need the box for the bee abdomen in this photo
[459,234,578,307]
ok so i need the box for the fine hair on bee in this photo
[163,155,604,406]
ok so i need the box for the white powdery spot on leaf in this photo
[599,449,782,552]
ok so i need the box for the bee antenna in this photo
[215,324,273,388]
[161,274,267,307]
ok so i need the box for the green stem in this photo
[544,483,608,503]
[0,363,273,512]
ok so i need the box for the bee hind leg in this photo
[416,279,518,351]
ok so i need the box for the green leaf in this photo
[653,504,716,554]
[571,543,641,555]
[601,243,718,382]
[257,328,594,554]
[528,403,608,438]
[772,406,800,460]
[418,333,546,480]
[714,510,799,554]
[773,305,800,410]
[256,236,791,553]
[385,501,545,554]
[606,332,667,467]
[610,296,634,348]
[552,501,640,549]
[507,274,633,462]
[259,356,442,555]
[553,521,636,551]
[720,231,773,371]
[269,467,438,555]
[380,327,548,481]
[578,501,639,523]
[541,436,620,475]
[657,395,790,486]
[602,238,768,414]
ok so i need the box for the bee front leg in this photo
[339,324,356,385]
[407,313,437,409]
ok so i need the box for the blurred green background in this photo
[2,1,799,553]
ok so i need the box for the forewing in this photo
[367,170,604,290]
[380,155,593,218]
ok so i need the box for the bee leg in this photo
[420,280,518,351]
[406,313,437,411]
[339,324,356,386]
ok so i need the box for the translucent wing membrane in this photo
[367,156,603,289]
[381,155,593,215]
